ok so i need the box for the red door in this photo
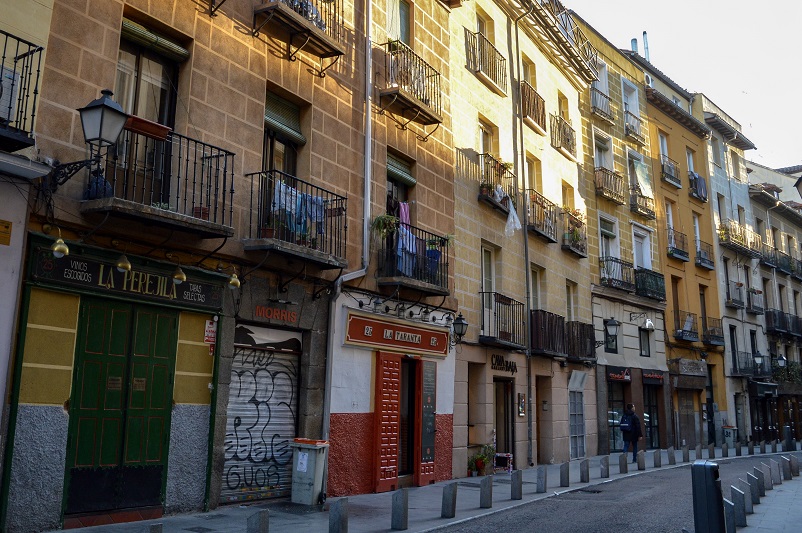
[375,352,401,492]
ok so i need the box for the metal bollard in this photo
[691,460,725,533]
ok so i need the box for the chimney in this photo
[643,31,650,62]
[631,38,638,54]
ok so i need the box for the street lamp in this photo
[753,352,764,367]
[452,313,468,343]
[777,354,788,368]
[595,317,620,347]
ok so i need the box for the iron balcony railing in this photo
[531,309,566,357]
[90,127,235,226]
[753,357,773,378]
[688,171,708,202]
[702,317,725,346]
[634,267,666,301]
[550,114,576,158]
[624,111,644,143]
[660,155,681,188]
[376,222,449,290]
[695,239,715,269]
[264,0,345,43]
[766,308,788,335]
[666,227,689,261]
[561,210,587,257]
[536,0,599,77]
[674,310,699,342]
[788,314,802,337]
[795,258,802,280]
[725,281,744,309]
[382,40,441,119]
[245,169,347,259]
[718,219,761,257]
[525,189,558,243]
[0,29,43,151]
[629,188,656,219]
[521,81,546,131]
[479,292,526,347]
[478,153,517,211]
[590,87,613,122]
[761,244,778,267]
[777,249,793,274]
[594,167,626,205]
[466,29,507,93]
[746,290,764,314]
[565,320,595,360]
[730,351,754,377]
[599,256,635,292]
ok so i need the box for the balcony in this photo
[477,153,516,214]
[525,189,558,243]
[243,169,347,269]
[688,172,708,202]
[794,259,802,281]
[376,222,450,295]
[673,310,699,342]
[761,244,778,267]
[695,239,715,270]
[251,0,345,76]
[598,257,635,292]
[528,0,599,81]
[660,155,681,188]
[521,81,546,133]
[479,292,526,349]
[530,309,566,357]
[746,290,764,315]
[666,228,690,261]
[701,317,725,346]
[789,314,802,337]
[561,210,587,257]
[634,267,666,301]
[565,320,595,362]
[718,219,761,257]
[753,357,773,379]
[629,188,656,219]
[777,250,793,274]
[725,281,744,309]
[730,351,754,377]
[594,167,626,205]
[81,126,235,238]
[378,40,442,135]
[624,111,645,144]
[465,29,507,95]
[0,30,42,152]
[550,114,576,160]
[766,308,788,336]
[590,87,614,123]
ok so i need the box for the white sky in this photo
[566,0,802,169]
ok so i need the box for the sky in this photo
[565,0,802,170]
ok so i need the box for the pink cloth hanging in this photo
[399,202,410,225]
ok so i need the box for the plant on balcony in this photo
[426,234,455,249]
[371,214,400,238]
[479,181,493,196]
[562,205,583,219]
[747,288,762,294]
[773,360,802,384]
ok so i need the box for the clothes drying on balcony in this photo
[273,179,327,234]
[505,200,521,237]
[399,201,410,225]
[396,224,417,277]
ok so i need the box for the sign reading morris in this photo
[344,310,450,356]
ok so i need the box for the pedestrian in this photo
[620,403,643,463]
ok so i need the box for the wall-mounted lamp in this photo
[115,253,132,273]
[450,312,468,347]
[166,254,186,285]
[753,352,764,366]
[594,317,620,347]
[777,354,788,368]
[50,227,69,258]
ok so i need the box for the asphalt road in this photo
[439,455,796,533]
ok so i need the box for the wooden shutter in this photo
[374,352,401,492]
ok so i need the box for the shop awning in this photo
[749,381,778,398]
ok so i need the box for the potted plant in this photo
[479,181,492,197]
[467,455,477,477]
[371,214,400,238]
[193,205,210,220]
[260,221,289,240]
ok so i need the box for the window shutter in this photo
[264,92,306,146]
[121,19,189,62]
[387,154,416,187]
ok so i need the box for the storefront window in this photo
[608,382,625,452]
[643,385,660,449]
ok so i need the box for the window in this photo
[476,8,493,42]
[481,246,496,335]
[716,194,726,223]
[557,92,569,120]
[569,391,586,459]
[633,228,652,270]
[639,329,651,357]
[604,318,618,353]
[479,119,496,155]
[526,156,542,191]
[671,95,681,107]
[658,132,669,158]
[398,0,411,45]
[731,151,741,181]
[686,148,695,173]
[530,267,541,310]
[566,282,576,321]
[622,79,638,117]
[522,56,536,87]
[594,132,612,170]
[599,216,618,258]
[711,137,722,166]
[693,212,701,250]
[665,200,676,248]
[592,61,609,95]
[737,206,745,225]
[116,39,178,127]
[628,151,651,197]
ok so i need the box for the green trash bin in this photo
[290,439,329,505]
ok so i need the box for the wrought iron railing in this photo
[525,189,558,242]
[688,171,708,202]
[766,308,788,335]
[795,258,802,280]
[753,357,773,378]
[465,29,507,93]
[788,314,802,337]
[531,309,566,356]
[265,0,345,43]
[777,250,793,274]
[245,169,347,258]
[376,222,449,290]
[674,310,699,341]
[635,268,666,300]
[702,317,724,345]
[479,292,526,346]
[535,0,599,76]
[746,291,764,314]
[624,111,644,143]
[761,244,778,267]
[660,155,680,188]
[565,320,595,360]
[718,219,761,257]
[90,128,235,226]
[599,257,635,292]
[666,227,689,261]
[382,40,441,118]
[629,188,656,219]
[594,167,626,205]
[590,87,613,121]
[725,281,744,308]
[550,114,576,158]
[695,239,715,269]
[0,29,43,150]
[478,153,517,210]
[521,81,546,131]
[731,351,754,377]
[561,210,587,256]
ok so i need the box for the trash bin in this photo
[290,438,329,505]
[722,426,736,448]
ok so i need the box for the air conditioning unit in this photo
[644,73,653,87]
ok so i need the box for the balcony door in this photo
[481,247,496,336]
[633,230,651,270]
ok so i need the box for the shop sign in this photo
[491,354,518,375]
[204,320,217,343]
[678,358,707,376]
[31,248,223,310]
[643,371,664,385]
[344,311,449,356]
[607,366,631,382]
[253,305,298,324]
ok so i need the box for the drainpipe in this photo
[320,0,373,497]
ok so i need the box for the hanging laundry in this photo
[308,195,325,234]
[296,192,309,235]
[399,201,410,225]
[396,224,417,277]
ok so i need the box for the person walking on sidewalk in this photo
[620,403,643,463]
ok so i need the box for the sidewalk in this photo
[47,446,802,532]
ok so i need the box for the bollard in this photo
[580,459,589,483]
[707,443,715,459]
[753,467,766,496]
[695,444,702,460]
[667,446,676,465]
[637,450,645,471]
[691,460,725,532]
[748,441,754,455]
[771,439,778,453]
[619,453,628,474]
[682,445,690,463]
[721,443,728,458]
[653,450,661,468]
[737,479,753,514]
[760,463,773,490]
[479,475,493,509]
[149,525,163,533]
[791,454,800,477]
[536,466,547,493]
[770,459,782,485]
[746,472,760,504]
[784,426,793,451]
[600,456,609,478]
[560,462,570,487]
[247,510,269,533]
[329,498,348,533]
[391,488,408,531]
[730,486,747,527]
[723,498,736,533]
[511,470,523,500]
[760,440,766,454]
[782,456,792,481]
[441,483,458,518]
[735,441,742,457]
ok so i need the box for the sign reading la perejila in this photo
[32,248,223,310]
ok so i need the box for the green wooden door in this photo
[64,298,177,515]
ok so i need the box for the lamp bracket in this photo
[313,267,343,300]
[48,154,102,191]
[278,263,307,293]
[629,312,649,321]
